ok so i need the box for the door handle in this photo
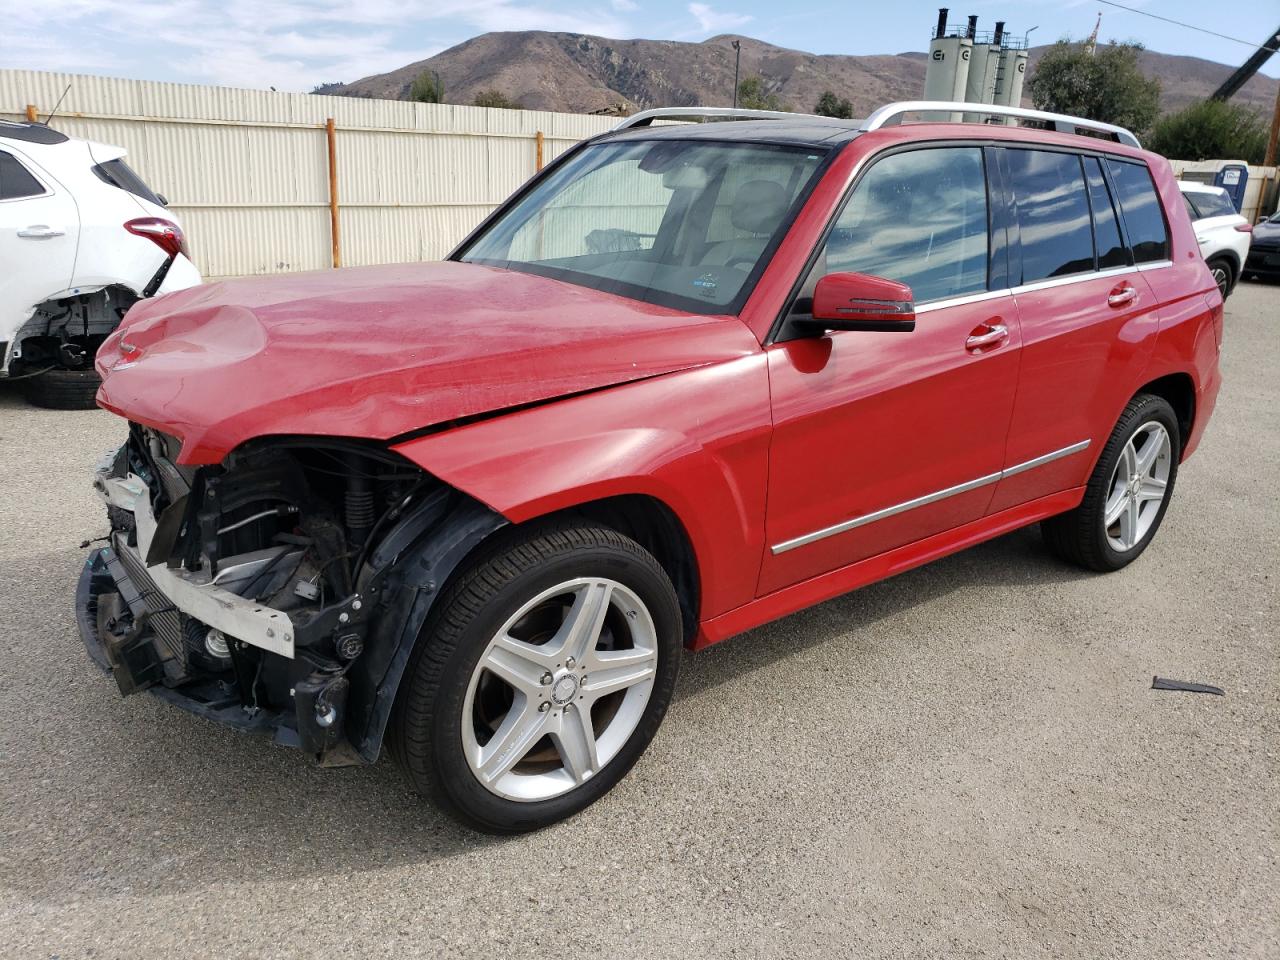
[1107,284,1137,307]
[965,322,1008,350]
[16,225,65,239]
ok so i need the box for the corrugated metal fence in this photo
[0,70,618,280]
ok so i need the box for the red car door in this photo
[759,145,1020,595]
[986,150,1164,514]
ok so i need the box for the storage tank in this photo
[992,41,1029,112]
[964,44,1001,119]
[923,9,972,121]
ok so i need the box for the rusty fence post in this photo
[25,104,38,122]
[536,130,544,172]
[325,118,341,269]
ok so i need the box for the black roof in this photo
[606,118,863,148]
[0,120,70,145]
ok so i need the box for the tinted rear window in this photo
[1007,149,1095,283]
[1085,157,1129,270]
[1185,190,1237,220]
[93,158,165,207]
[1107,160,1170,263]
[0,151,46,200]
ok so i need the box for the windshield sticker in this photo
[693,273,718,294]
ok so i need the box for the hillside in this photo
[321,31,1280,119]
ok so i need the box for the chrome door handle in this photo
[16,225,65,239]
[1107,285,1137,307]
[965,322,1008,350]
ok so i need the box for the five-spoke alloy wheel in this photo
[1102,421,1172,552]
[391,523,682,833]
[462,577,659,802]
[1043,393,1181,572]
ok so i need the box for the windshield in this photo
[459,138,828,314]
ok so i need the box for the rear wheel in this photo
[19,367,102,410]
[1042,394,1180,572]
[1206,256,1234,299]
[390,523,682,833]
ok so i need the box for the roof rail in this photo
[860,101,1142,148]
[613,106,823,130]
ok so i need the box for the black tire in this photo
[1206,256,1234,299]
[20,367,102,410]
[1042,393,1181,572]
[390,522,682,833]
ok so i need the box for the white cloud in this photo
[611,0,638,11]
[3,0,633,92]
[688,2,752,35]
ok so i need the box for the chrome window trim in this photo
[770,439,1091,555]
[1011,265,1135,295]
[911,264,1150,314]
[914,288,1012,314]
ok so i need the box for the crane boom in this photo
[1211,25,1280,101]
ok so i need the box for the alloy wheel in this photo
[1103,421,1172,552]
[461,578,659,802]
[1209,264,1229,298]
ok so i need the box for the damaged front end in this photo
[77,424,505,765]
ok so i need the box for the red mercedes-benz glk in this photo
[80,102,1223,832]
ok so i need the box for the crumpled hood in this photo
[97,261,759,464]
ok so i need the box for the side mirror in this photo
[794,271,916,334]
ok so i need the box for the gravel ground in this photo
[0,281,1276,960]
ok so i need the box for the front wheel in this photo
[1042,394,1180,572]
[390,523,682,833]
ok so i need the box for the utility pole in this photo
[1266,81,1280,168]
[732,40,742,108]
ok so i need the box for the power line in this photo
[1096,1,1279,55]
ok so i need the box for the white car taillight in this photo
[124,217,190,259]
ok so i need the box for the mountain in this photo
[321,32,1280,120]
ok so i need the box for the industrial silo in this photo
[923,9,972,121]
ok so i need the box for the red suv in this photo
[80,102,1223,832]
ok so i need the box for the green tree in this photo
[814,91,853,119]
[473,89,522,110]
[1027,40,1161,137]
[1148,99,1268,164]
[408,72,443,104]
[737,76,785,112]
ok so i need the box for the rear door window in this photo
[0,150,47,200]
[1106,159,1170,263]
[1084,157,1130,270]
[821,146,989,303]
[1006,149,1095,283]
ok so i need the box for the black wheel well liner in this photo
[556,494,701,644]
[1137,372,1195,449]
[351,487,701,763]
[1204,250,1240,275]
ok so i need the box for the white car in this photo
[1,120,201,408]
[1177,180,1251,300]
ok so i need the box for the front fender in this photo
[392,355,773,621]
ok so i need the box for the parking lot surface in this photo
[1,282,1275,959]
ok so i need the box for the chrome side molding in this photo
[770,440,1091,555]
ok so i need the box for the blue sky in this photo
[3,0,1277,93]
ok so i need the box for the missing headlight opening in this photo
[83,424,502,765]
